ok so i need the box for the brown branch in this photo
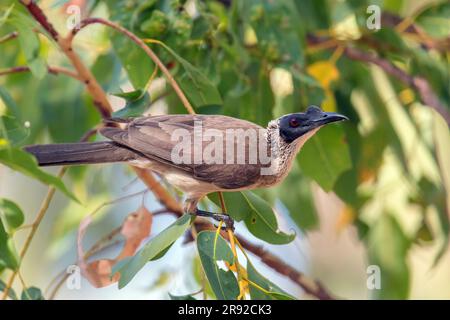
[0,65,83,81]
[19,0,59,40]
[19,0,112,118]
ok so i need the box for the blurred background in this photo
[0,0,449,299]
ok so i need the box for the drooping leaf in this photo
[78,206,153,288]
[158,43,223,109]
[168,293,196,300]
[241,191,296,245]
[298,125,352,191]
[196,231,239,300]
[415,2,450,38]
[0,198,24,233]
[209,191,295,244]
[0,278,17,300]
[367,214,411,299]
[104,0,154,89]
[247,261,295,300]
[271,163,318,230]
[0,147,77,201]
[11,21,46,79]
[21,287,44,300]
[0,221,19,270]
[112,214,192,289]
[112,90,151,118]
[0,4,14,28]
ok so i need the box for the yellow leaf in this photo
[0,138,9,148]
[399,89,415,105]
[307,61,340,91]
[335,206,355,233]
[322,89,337,112]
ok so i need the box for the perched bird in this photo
[25,106,347,228]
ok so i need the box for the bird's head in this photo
[277,106,348,143]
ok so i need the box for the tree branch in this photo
[0,65,83,81]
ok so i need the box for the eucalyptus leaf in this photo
[247,261,295,300]
[113,214,192,289]
[0,279,17,300]
[0,198,24,233]
[0,147,77,202]
[196,231,239,300]
[298,125,351,192]
[21,287,44,300]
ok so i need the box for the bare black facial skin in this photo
[279,106,349,143]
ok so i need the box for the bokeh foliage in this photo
[0,0,449,299]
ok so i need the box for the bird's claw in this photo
[194,209,235,231]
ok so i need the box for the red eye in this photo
[289,118,299,127]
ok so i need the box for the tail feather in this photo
[24,141,138,166]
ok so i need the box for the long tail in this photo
[24,141,138,166]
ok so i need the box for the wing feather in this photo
[100,115,269,189]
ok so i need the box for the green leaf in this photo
[0,147,77,202]
[113,214,192,289]
[367,214,411,299]
[0,279,17,300]
[168,293,196,300]
[104,0,155,89]
[12,23,46,79]
[432,110,450,263]
[0,86,20,118]
[272,163,318,230]
[209,191,295,244]
[415,2,450,38]
[112,90,151,118]
[0,4,14,28]
[247,261,295,300]
[157,43,223,108]
[0,86,27,145]
[21,287,44,300]
[196,231,239,300]
[298,125,352,191]
[0,198,24,232]
[0,220,19,270]
[433,111,450,207]
[241,191,296,244]
[239,0,305,67]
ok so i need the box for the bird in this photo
[24,105,348,229]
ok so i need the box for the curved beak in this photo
[309,111,349,127]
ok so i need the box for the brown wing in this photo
[100,114,269,189]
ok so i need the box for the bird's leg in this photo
[184,198,235,231]
[195,209,235,231]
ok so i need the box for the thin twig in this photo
[0,31,18,44]
[0,66,83,81]
[1,167,67,300]
[68,17,196,115]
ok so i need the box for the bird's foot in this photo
[193,209,235,231]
